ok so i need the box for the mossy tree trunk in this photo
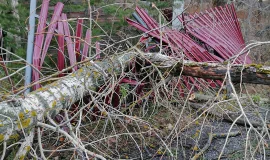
[1,51,270,138]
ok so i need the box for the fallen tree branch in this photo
[191,131,241,160]
[37,122,106,160]
[142,53,270,85]
[189,102,268,128]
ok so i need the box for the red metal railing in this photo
[126,4,252,93]
[179,4,252,64]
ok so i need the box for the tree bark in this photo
[0,52,133,142]
[144,53,270,85]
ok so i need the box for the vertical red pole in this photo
[57,19,65,77]
[75,19,83,61]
